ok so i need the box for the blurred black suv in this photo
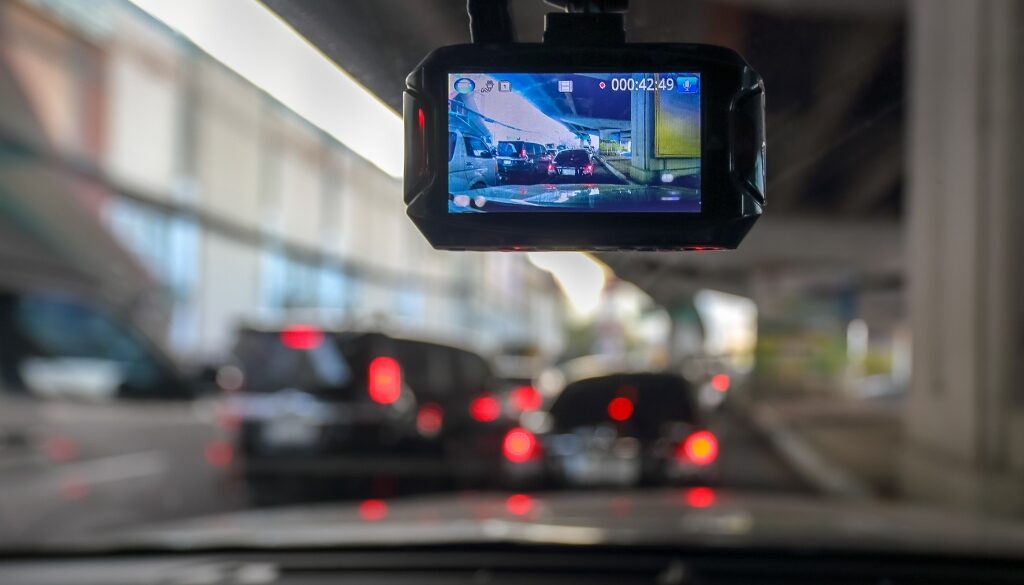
[226,326,516,502]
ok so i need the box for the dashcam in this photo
[404,14,764,251]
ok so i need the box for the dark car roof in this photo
[549,372,698,434]
[557,149,589,161]
[499,140,542,147]
[237,327,483,358]
[232,328,494,403]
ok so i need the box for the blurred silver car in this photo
[0,288,239,544]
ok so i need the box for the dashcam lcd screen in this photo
[447,72,701,213]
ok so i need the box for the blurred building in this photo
[0,0,565,361]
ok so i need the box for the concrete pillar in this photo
[902,0,1024,513]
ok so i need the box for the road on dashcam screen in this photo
[506,158,629,187]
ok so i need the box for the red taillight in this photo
[505,493,534,516]
[711,374,731,392]
[204,440,234,468]
[585,164,593,172]
[358,499,388,522]
[548,163,555,172]
[60,475,89,501]
[215,405,242,432]
[368,356,401,404]
[44,435,80,463]
[510,385,542,412]
[417,403,444,435]
[607,397,634,422]
[280,325,323,350]
[685,486,716,508]
[469,394,501,422]
[503,427,538,463]
[678,431,719,466]
[417,107,425,129]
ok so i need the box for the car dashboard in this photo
[3,545,1023,585]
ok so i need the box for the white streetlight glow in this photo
[128,0,403,178]
[527,252,608,319]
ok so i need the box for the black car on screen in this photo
[226,326,515,502]
[502,372,718,488]
[550,149,594,177]
[496,140,550,181]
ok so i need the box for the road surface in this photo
[709,406,817,495]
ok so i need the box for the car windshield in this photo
[497,141,523,157]
[2,0,1024,565]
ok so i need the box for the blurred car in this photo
[496,140,549,181]
[549,149,595,177]
[226,326,516,502]
[448,118,499,192]
[504,372,717,488]
[0,287,237,544]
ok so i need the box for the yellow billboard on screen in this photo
[654,75,701,157]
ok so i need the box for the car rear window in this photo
[497,142,522,157]
[333,334,492,404]
[555,150,588,164]
[549,373,697,435]
[233,330,352,395]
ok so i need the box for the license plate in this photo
[562,454,640,486]
[502,160,511,165]
[263,418,319,448]
[559,168,576,176]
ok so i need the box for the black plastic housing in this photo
[404,43,765,251]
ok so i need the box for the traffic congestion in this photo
[4,1,1024,583]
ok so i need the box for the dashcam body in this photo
[404,42,764,251]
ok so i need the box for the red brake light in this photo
[417,403,444,435]
[510,385,542,412]
[678,431,718,466]
[368,357,401,404]
[469,394,501,422]
[280,325,323,350]
[44,435,80,463]
[358,499,388,522]
[685,486,716,508]
[417,107,425,129]
[59,475,89,501]
[204,440,234,468]
[607,397,634,422]
[548,163,555,171]
[711,374,731,392]
[503,427,538,463]
[505,493,534,516]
